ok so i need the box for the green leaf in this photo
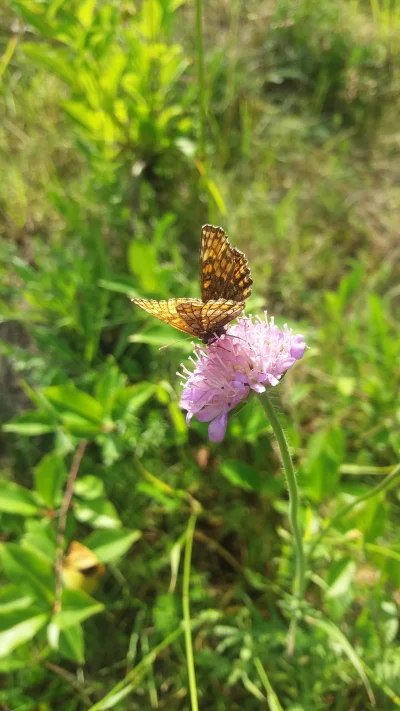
[336,377,356,397]
[77,0,96,28]
[326,559,356,599]
[62,101,104,133]
[303,427,344,502]
[219,460,260,491]
[0,544,54,604]
[93,684,134,710]
[74,498,122,529]
[254,658,284,711]
[153,593,180,635]
[34,452,67,508]
[0,480,40,516]
[23,520,56,563]
[168,402,187,440]
[129,325,192,350]
[98,278,139,298]
[306,616,375,706]
[44,384,104,423]
[0,585,34,614]
[0,611,48,658]
[205,176,226,215]
[52,589,104,630]
[95,362,126,414]
[3,410,56,436]
[84,529,142,563]
[22,43,76,86]
[60,413,103,436]
[74,475,105,501]
[48,622,84,664]
[325,558,356,619]
[128,241,158,291]
[123,382,156,411]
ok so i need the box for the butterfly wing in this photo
[132,297,245,340]
[176,298,246,339]
[132,298,203,336]
[200,225,253,303]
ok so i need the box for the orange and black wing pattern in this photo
[131,297,245,341]
[199,225,252,303]
[132,225,252,343]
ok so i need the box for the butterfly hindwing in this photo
[200,225,252,303]
[132,298,246,340]
[177,299,246,339]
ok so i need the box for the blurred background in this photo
[1,0,400,709]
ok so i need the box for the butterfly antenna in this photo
[159,336,193,351]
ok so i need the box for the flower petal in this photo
[290,340,306,360]
[250,382,265,393]
[208,411,228,442]
[197,404,223,422]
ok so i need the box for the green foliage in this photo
[1,0,400,709]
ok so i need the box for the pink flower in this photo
[178,313,306,442]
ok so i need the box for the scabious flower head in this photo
[178,313,306,442]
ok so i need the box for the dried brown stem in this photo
[54,440,88,613]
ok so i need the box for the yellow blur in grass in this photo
[62,541,106,596]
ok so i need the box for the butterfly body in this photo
[132,225,252,343]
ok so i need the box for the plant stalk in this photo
[183,513,199,711]
[259,392,305,655]
[195,0,206,160]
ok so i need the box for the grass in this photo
[1,0,400,709]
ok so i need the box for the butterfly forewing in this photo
[131,298,203,336]
[200,225,252,302]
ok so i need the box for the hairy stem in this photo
[259,392,305,655]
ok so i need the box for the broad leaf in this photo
[0,543,54,604]
[0,611,48,658]
[84,529,142,563]
[0,481,41,516]
[34,452,67,508]
[44,384,104,423]
[3,410,56,436]
[74,498,121,529]
[74,475,105,501]
[219,460,260,491]
[48,622,84,664]
[52,589,104,630]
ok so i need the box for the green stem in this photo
[308,462,400,561]
[259,391,305,655]
[254,658,285,711]
[195,0,206,160]
[88,627,185,711]
[183,514,199,711]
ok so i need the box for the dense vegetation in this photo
[1,0,400,709]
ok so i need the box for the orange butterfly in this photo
[132,225,252,343]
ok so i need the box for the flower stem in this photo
[195,0,206,160]
[259,391,305,655]
[183,513,199,711]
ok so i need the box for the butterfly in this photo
[131,225,253,343]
